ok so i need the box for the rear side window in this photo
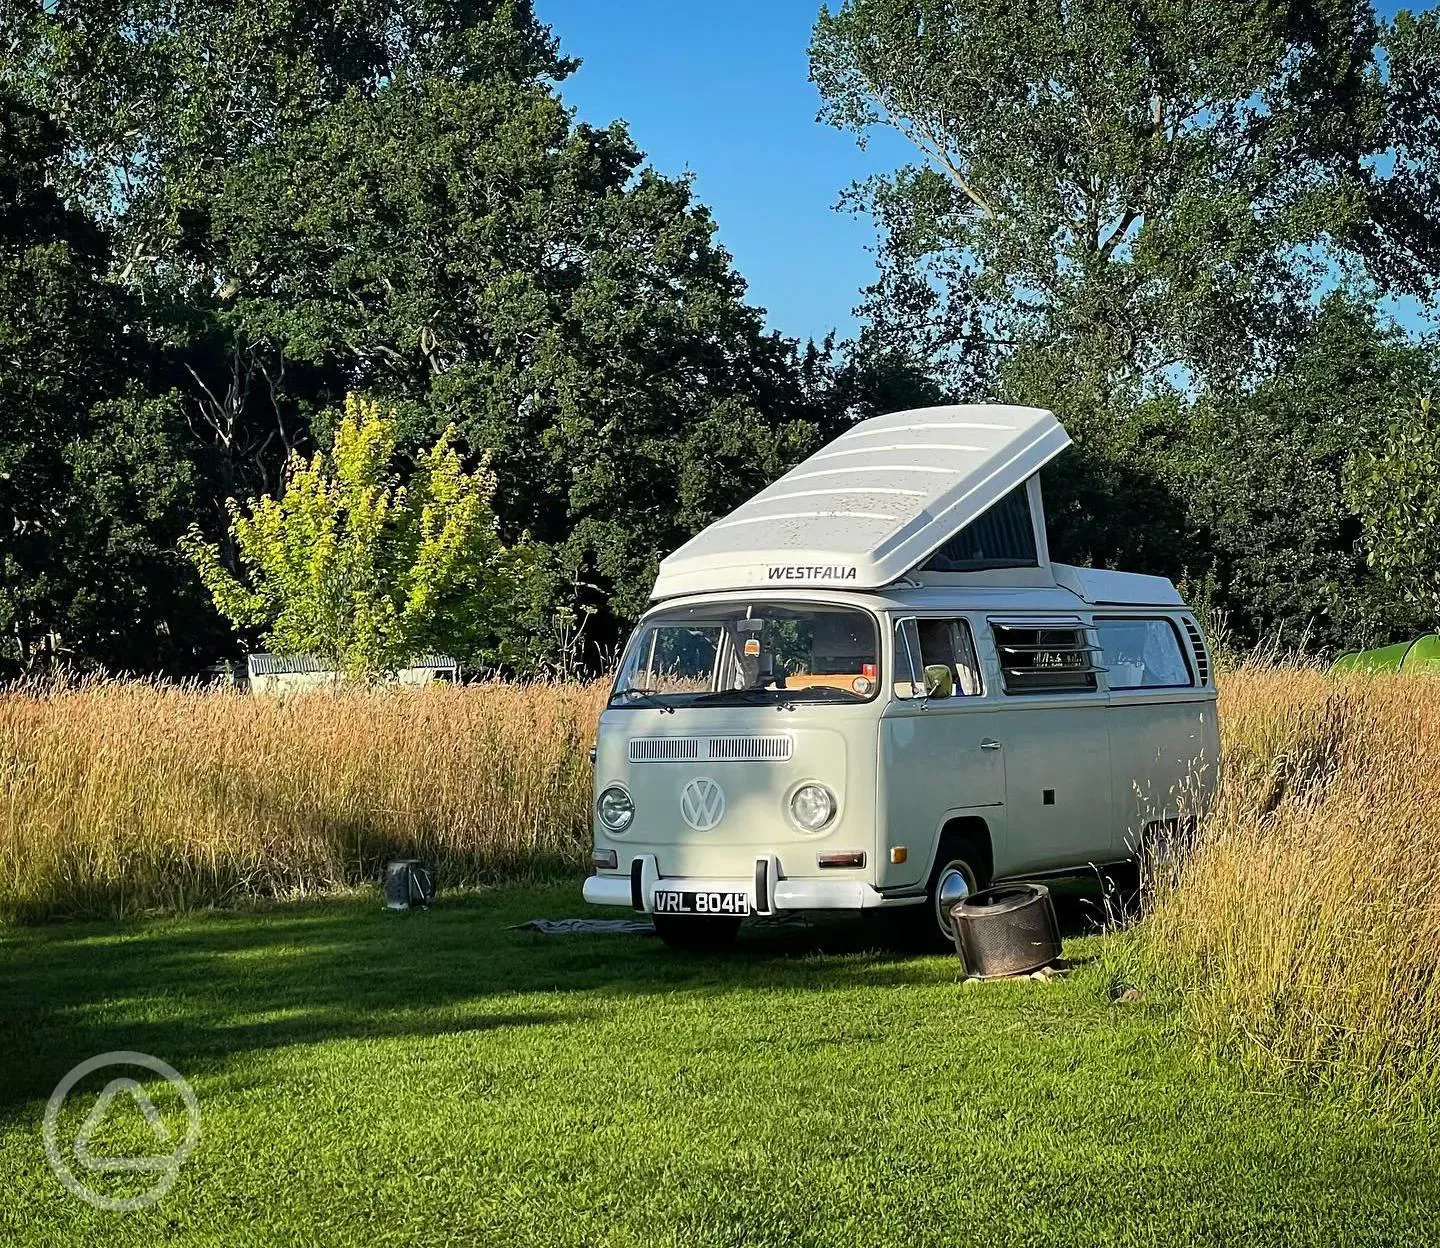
[992,622,1099,694]
[1097,618,1193,689]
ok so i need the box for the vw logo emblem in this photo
[679,777,726,831]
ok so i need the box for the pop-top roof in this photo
[651,404,1071,600]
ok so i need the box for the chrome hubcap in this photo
[935,861,974,939]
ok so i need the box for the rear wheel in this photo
[1100,860,1142,919]
[652,914,742,950]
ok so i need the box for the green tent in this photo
[1330,635,1440,674]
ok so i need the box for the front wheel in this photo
[652,914,742,950]
[922,850,986,951]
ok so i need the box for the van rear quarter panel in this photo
[1106,693,1220,846]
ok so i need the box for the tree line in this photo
[1,0,1437,678]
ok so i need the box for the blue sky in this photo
[536,1,1436,347]
[535,0,908,346]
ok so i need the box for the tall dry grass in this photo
[0,680,606,921]
[1125,668,1440,1102]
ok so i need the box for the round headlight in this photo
[789,783,837,831]
[597,785,634,833]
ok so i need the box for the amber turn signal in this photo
[890,846,908,864]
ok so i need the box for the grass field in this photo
[4,883,1440,1247]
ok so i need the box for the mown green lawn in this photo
[2,883,1436,1247]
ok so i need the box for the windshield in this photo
[611,602,880,708]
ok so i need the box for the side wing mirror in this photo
[923,664,954,698]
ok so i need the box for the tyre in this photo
[920,843,989,951]
[1100,860,1142,919]
[652,914,742,950]
[1136,816,1193,913]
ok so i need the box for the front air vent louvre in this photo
[629,737,702,763]
[629,736,793,763]
[1182,618,1211,686]
[708,736,793,762]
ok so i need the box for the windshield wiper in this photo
[688,688,796,709]
[610,688,675,713]
[789,686,867,702]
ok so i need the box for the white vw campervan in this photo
[583,405,1219,948]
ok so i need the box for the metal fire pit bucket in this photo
[950,883,1061,978]
[384,859,437,911]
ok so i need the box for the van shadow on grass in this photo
[0,878,1056,1121]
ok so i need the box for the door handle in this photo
[980,739,1002,751]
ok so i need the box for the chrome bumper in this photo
[582,853,915,914]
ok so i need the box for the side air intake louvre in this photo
[1182,618,1211,686]
[629,736,793,763]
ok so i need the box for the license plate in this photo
[652,889,750,916]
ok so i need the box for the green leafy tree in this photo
[810,0,1440,402]
[183,395,547,678]
[811,1,1440,650]
[202,71,824,624]
[1346,396,1440,628]
[4,0,577,540]
[0,90,218,674]
[4,0,568,275]
[1188,298,1436,650]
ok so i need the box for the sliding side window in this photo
[991,621,1099,695]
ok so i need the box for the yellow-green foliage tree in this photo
[184,395,544,679]
[1346,396,1440,626]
